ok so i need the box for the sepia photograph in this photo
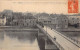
[0,0,80,50]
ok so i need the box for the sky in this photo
[0,0,80,14]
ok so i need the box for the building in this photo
[0,16,6,26]
[68,16,80,28]
[68,16,79,25]
[51,15,68,29]
[39,18,52,25]
[23,18,37,27]
[12,15,37,27]
[18,17,37,27]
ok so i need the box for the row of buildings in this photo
[0,10,80,28]
[0,13,37,27]
[38,15,80,29]
[11,17,37,27]
[0,10,37,27]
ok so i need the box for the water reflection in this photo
[0,32,4,41]
[0,31,39,50]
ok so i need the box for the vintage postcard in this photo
[0,0,80,50]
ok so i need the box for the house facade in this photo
[51,15,68,29]
[68,16,79,25]
[39,19,52,25]
[12,16,37,27]
[23,19,37,27]
[0,17,6,26]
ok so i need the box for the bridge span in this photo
[37,24,80,50]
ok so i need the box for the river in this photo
[0,31,40,50]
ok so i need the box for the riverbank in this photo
[0,26,39,32]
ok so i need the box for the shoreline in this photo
[0,26,39,32]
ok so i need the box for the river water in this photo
[0,31,40,50]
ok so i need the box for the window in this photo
[77,18,79,20]
[57,25,59,27]
[65,20,66,22]
[27,23,28,26]
[30,21,31,23]
[49,21,51,23]
[44,21,45,22]
[72,18,74,20]
[73,21,74,23]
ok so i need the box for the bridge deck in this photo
[37,24,80,50]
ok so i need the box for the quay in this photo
[0,29,39,32]
[0,26,39,32]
